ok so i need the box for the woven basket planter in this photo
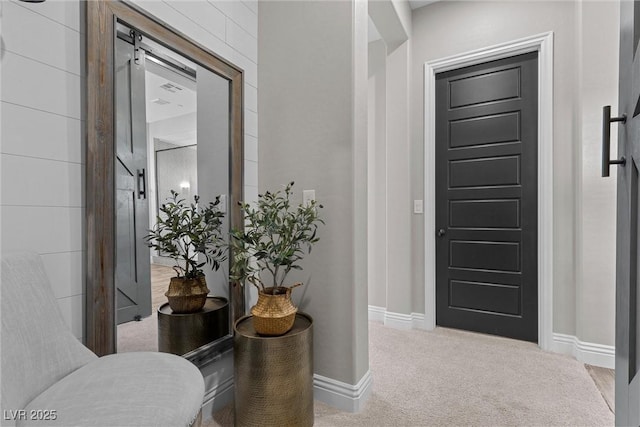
[164,276,209,314]
[250,287,297,336]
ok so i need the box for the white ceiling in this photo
[145,65,196,124]
[409,0,438,10]
[369,1,438,44]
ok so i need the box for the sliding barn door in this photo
[115,36,152,324]
[614,2,640,424]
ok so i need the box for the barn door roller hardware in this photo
[602,105,627,177]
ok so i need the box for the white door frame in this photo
[423,32,554,350]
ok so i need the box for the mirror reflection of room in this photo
[116,25,230,355]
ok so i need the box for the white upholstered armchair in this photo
[1,252,205,426]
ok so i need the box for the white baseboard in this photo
[368,305,428,330]
[383,311,413,330]
[202,371,375,418]
[552,333,615,369]
[201,376,234,420]
[368,305,386,323]
[411,312,427,330]
[314,370,373,413]
[370,306,615,369]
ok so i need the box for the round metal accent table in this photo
[234,313,313,427]
[157,296,229,355]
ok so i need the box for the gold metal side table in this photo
[157,296,229,355]
[234,313,313,427]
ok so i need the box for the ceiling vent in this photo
[159,82,183,93]
[151,98,170,105]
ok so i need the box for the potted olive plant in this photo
[230,182,323,336]
[146,190,226,314]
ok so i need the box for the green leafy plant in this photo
[229,182,323,294]
[146,190,226,279]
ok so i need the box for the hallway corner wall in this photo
[259,0,371,411]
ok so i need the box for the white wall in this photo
[385,40,413,318]
[259,0,372,411]
[147,112,198,251]
[1,0,85,340]
[0,0,258,342]
[576,0,619,346]
[368,40,388,309]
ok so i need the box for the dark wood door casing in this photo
[435,52,538,342]
[86,0,244,356]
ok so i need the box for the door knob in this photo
[602,105,627,177]
[437,228,446,237]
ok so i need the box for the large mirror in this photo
[86,0,244,360]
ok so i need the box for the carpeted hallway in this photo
[206,321,614,426]
[119,266,614,426]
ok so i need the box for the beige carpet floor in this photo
[117,311,158,353]
[117,264,172,353]
[205,321,614,427]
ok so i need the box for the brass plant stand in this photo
[234,313,313,427]
[158,296,229,355]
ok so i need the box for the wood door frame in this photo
[86,0,244,356]
[423,32,554,350]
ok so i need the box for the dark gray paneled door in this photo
[435,52,538,342]
[615,2,640,424]
[115,36,152,324]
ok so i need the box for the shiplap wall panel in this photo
[168,0,227,41]
[1,206,83,254]
[2,1,81,75]
[14,0,82,32]
[215,1,257,38]
[0,0,85,339]
[245,135,258,162]
[242,1,258,15]
[245,185,259,206]
[131,0,235,61]
[41,251,84,300]
[1,52,81,119]
[245,109,258,138]
[1,103,82,163]
[228,49,257,87]
[245,84,258,113]
[57,294,84,339]
[1,155,83,207]
[244,160,258,189]
[226,18,257,61]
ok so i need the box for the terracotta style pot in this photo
[165,275,209,314]
[250,286,297,336]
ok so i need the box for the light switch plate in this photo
[303,190,316,206]
[413,199,424,214]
